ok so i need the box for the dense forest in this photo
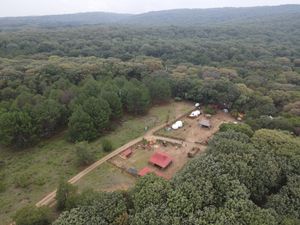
[0,4,300,225]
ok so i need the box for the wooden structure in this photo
[199,119,211,128]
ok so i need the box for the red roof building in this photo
[138,167,165,178]
[120,148,133,159]
[138,167,153,176]
[149,152,172,169]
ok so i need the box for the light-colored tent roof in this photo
[200,119,211,127]
[172,120,183,130]
[190,110,201,117]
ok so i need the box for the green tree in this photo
[82,97,111,131]
[33,99,66,137]
[124,81,150,115]
[0,111,37,148]
[219,123,254,137]
[75,142,95,167]
[13,205,52,225]
[56,180,78,211]
[143,76,171,103]
[102,139,113,152]
[68,107,97,142]
[101,91,123,119]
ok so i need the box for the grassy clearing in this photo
[76,162,136,192]
[0,101,192,224]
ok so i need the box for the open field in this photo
[76,162,136,192]
[156,111,235,143]
[0,101,192,224]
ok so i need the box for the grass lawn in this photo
[76,162,136,192]
[0,101,192,224]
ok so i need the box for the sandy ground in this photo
[109,140,195,179]
[157,111,235,143]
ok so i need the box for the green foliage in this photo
[252,129,300,157]
[203,105,216,115]
[56,180,78,211]
[68,107,97,142]
[81,97,111,131]
[75,142,95,167]
[0,111,37,148]
[266,175,300,220]
[124,81,150,115]
[102,139,113,152]
[143,76,171,103]
[13,205,52,225]
[219,122,254,137]
[32,99,66,137]
[101,91,123,119]
[54,191,127,225]
[131,174,171,213]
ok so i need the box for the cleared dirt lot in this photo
[156,111,235,143]
[109,140,198,179]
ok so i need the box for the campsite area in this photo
[109,139,193,179]
[156,111,235,143]
[77,107,237,191]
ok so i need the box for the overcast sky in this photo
[0,0,299,17]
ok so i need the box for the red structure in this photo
[138,167,165,178]
[120,148,133,159]
[149,152,172,169]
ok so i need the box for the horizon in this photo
[0,0,299,18]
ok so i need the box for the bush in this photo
[56,180,78,211]
[75,142,95,167]
[219,123,254,137]
[14,172,32,188]
[203,105,217,115]
[174,97,182,102]
[13,205,52,225]
[102,139,113,152]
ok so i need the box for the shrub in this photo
[219,123,254,137]
[102,139,113,152]
[203,105,217,115]
[13,205,52,225]
[14,172,32,188]
[56,180,78,211]
[174,97,182,101]
[75,142,95,167]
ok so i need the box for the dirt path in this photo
[35,105,194,208]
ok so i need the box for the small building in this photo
[120,148,133,159]
[149,152,172,169]
[199,119,211,128]
[138,167,165,178]
[127,167,138,176]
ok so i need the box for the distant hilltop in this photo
[0,4,300,28]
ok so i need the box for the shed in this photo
[120,148,133,159]
[127,168,138,176]
[138,167,165,178]
[149,152,172,169]
[199,119,211,128]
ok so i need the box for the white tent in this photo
[189,110,201,117]
[172,120,183,130]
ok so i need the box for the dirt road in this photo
[35,106,194,207]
